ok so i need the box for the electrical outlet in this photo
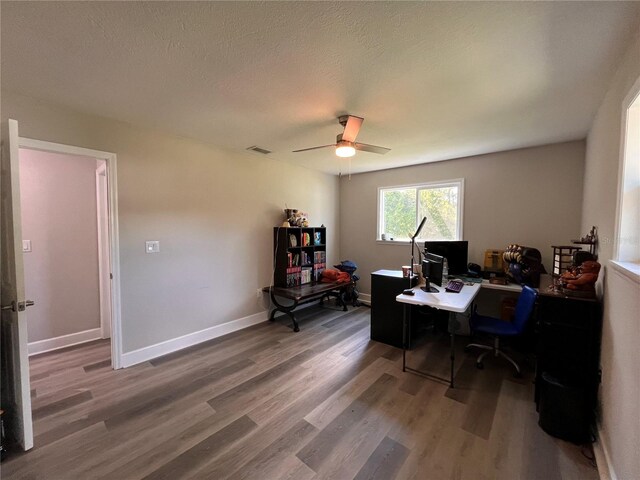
[256,288,262,299]
[145,241,160,253]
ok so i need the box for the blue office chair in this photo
[465,285,537,377]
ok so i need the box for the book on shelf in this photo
[301,232,311,247]
[286,266,302,287]
[301,267,313,284]
[314,263,326,281]
[313,251,326,263]
[314,232,322,245]
[301,251,313,266]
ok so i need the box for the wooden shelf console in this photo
[263,281,355,332]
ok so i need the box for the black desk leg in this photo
[402,305,459,388]
[268,291,300,332]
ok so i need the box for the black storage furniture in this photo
[273,226,326,287]
[371,270,413,348]
[370,270,448,349]
[535,276,602,443]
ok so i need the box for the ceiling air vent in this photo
[246,146,272,155]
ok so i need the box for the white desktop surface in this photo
[480,279,523,292]
[396,282,482,313]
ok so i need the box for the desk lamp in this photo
[409,217,427,290]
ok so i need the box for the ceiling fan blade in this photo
[292,144,336,153]
[341,116,364,143]
[354,142,391,155]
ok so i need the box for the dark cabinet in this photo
[371,270,411,348]
[535,279,601,443]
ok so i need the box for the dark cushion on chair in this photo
[470,314,519,336]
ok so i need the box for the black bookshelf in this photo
[273,227,327,287]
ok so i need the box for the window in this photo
[615,75,640,266]
[378,179,464,241]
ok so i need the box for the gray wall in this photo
[581,30,640,480]
[339,141,586,295]
[19,149,100,342]
[2,91,340,353]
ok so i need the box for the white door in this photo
[1,118,34,450]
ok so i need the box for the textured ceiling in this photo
[2,2,639,175]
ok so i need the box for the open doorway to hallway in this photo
[18,148,111,358]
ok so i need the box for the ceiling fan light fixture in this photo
[335,141,356,158]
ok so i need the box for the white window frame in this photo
[377,178,464,243]
[612,74,640,281]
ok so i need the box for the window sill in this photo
[609,260,640,285]
[376,240,411,245]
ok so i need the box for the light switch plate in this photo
[145,240,160,253]
[22,240,32,252]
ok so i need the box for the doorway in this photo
[19,149,108,357]
[17,137,122,369]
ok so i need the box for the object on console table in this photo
[320,269,351,283]
[333,260,361,306]
[503,244,543,287]
[551,245,582,276]
[559,260,600,298]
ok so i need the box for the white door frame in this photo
[17,137,123,369]
[96,161,112,340]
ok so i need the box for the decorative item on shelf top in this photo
[503,244,544,288]
[559,260,601,298]
[284,208,309,227]
[571,225,598,257]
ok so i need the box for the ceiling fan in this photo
[293,115,390,158]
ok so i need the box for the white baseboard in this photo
[358,293,371,305]
[593,424,617,480]
[121,310,269,368]
[28,328,103,356]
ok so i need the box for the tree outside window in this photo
[379,180,463,241]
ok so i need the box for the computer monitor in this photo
[423,241,469,276]
[422,252,444,287]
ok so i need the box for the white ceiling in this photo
[2,2,639,175]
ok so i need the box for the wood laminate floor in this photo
[1,305,598,479]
